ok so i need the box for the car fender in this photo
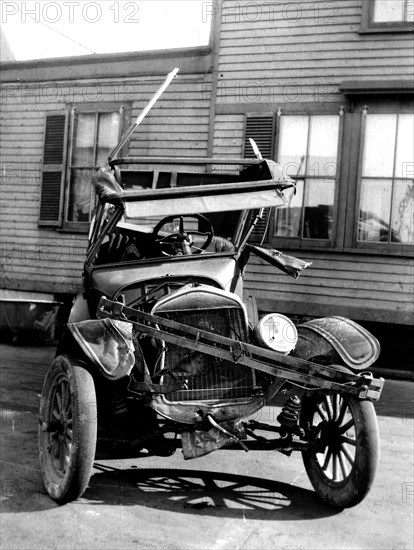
[57,319,136,380]
[291,316,380,370]
[68,293,91,323]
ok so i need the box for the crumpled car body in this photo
[39,154,383,509]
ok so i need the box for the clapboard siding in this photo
[1,243,87,255]
[221,34,414,47]
[212,114,245,158]
[0,134,44,142]
[247,275,412,297]
[1,3,413,326]
[219,64,412,83]
[219,39,414,54]
[218,60,414,72]
[244,254,414,324]
[247,264,414,283]
[0,73,212,294]
[211,0,414,324]
[217,0,414,103]
[216,65,412,77]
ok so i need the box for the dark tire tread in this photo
[38,355,97,504]
[302,394,380,509]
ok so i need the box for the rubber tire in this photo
[38,355,97,504]
[301,392,380,509]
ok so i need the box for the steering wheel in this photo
[152,214,214,256]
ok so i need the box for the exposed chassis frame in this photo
[97,297,384,402]
[98,419,311,454]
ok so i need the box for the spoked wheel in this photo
[38,355,97,504]
[301,392,380,508]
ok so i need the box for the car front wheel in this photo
[301,391,380,508]
[38,355,97,503]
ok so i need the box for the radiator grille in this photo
[158,307,257,402]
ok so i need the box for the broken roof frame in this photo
[86,156,294,267]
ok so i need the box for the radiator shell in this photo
[149,285,265,424]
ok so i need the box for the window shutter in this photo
[243,115,275,159]
[39,113,67,226]
[244,114,275,242]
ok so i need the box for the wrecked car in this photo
[38,70,384,509]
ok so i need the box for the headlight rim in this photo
[254,312,298,354]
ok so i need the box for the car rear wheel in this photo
[301,391,380,508]
[38,355,97,503]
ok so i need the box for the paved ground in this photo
[0,343,413,550]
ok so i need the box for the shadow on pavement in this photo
[0,474,57,514]
[86,465,339,521]
[0,462,338,522]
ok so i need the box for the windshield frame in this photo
[86,158,294,267]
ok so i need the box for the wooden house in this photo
[1,0,413,342]
[209,0,414,328]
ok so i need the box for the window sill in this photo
[266,238,335,250]
[339,80,414,96]
[349,243,414,257]
[57,224,90,234]
[266,241,414,258]
[359,25,414,34]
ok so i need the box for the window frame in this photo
[265,108,345,251]
[62,102,131,233]
[245,100,414,258]
[360,0,414,33]
[347,104,414,255]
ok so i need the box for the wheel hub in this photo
[321,421,343,452]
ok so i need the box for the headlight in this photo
[254,313,298,354]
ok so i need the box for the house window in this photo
[374,0,413,22]
[244,98,413,256]
[66,107,123,223]
[357,113,414,245]
[38,104,128,230]
[274,115,340,241]
[361,0,414,32]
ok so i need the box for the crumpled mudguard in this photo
[292,316,380,370]
[67,318,135,379]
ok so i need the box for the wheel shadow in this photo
[86,465,339,520]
